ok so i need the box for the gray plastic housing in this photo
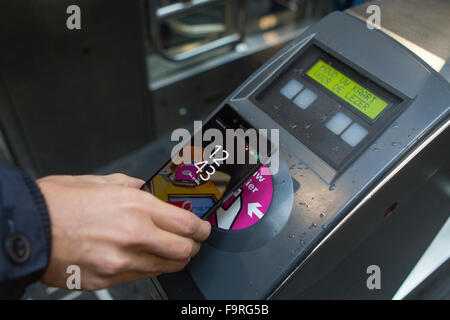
[164,11,449,299]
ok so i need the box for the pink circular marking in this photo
[209,165,273,230]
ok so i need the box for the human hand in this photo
[37,173,211,290]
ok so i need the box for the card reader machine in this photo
[153,10,450,299]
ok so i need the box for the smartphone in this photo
[141,105,273,220]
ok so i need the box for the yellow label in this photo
[307,60,388,120]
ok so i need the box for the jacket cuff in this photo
[0,164,52,298]
[22,174,52,271]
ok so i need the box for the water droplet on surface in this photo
[391,141,401,147]
[392,122,399,128]
[299,240,305,246]
[290,123,297,129]
[308,223,317,230]
[288,233,296,239]
[321,224,327,230]
[305,123,311,129]
[235,42,249,52]
[273,105,280,110]
[373,147,381,152]
[320,213,326,218]
[329,184,335,191]
[299,202,310,208]
[178,107,188,116]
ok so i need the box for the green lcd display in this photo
[307,60,388,120]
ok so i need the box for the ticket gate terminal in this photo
[151,4,450,300]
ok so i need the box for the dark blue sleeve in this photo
[0,163,51,299]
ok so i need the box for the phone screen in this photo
[141,105,272,220]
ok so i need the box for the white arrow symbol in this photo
[248,202,264,219]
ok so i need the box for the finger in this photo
[100,254,191,287]
[93,270,158,289]
[133,225,201,261]
[102,259,187,286]
[149,196,211,242]
[74,174,144,188]
[102,173,145,188]
[73,175,109,185]
[127,252,190,274]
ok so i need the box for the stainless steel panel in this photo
[347,0,450,83]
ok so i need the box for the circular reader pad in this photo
[206,155,293,252]
[208,165,273,230]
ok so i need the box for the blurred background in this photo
[0,0,366,178]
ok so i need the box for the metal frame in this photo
[149,0,246,62]
[269,118,450,299]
